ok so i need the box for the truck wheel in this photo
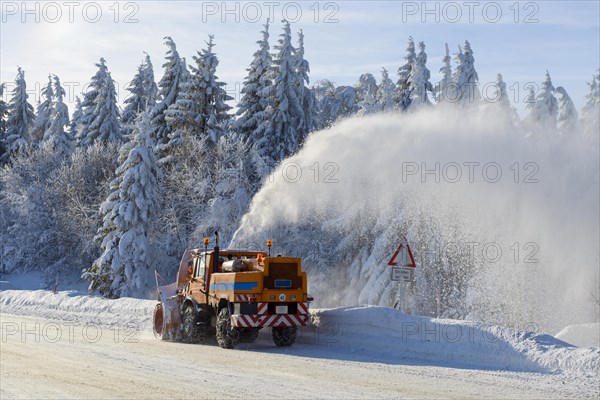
[153,303,169,340]
[239,328,260,343]
[216,307,239,349]
[272,326,297,347]
[182,305,207,343]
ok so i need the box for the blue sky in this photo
[1,1,599,115]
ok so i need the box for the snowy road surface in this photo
[1,290,599,399]
[0,313,597,399]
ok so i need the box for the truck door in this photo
[190,255,208,304]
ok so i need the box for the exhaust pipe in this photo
[213,231,220,273]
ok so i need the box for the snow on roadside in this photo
[555,323,600,348]
[1,290,598,377]
[310,306,600,376]
[0,290,155,329]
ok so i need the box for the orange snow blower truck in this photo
[153,232,312,348]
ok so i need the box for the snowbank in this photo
[308,307,600,375]
[1,290,598,376]
[0,289,155,329]
[555,323,600,348]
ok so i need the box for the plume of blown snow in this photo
[232,108,599,333]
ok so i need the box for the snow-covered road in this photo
[1,313,595,400]
[1,290,598,399]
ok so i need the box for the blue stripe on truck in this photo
[211,282,258,291]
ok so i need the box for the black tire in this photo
[182,305,209,343]
[272,326,297,347]
[239,328,261,343]
[216,307,239,349]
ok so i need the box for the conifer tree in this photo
[485,73,519,126]
[82,70,122,146]
[395,36,416,111]
[234,21,273,142]
[30,75,54,144]
[150,37,188,146]
[375,68,396,112]
[407,41,434,109]
[581,70,600,141]
[294,29,318,143]
[0,83,8,161]
[42,75,72,153]
[84,112,162,297]
[165,36,231,143]
[76,58,109,144]
[256,20,304,169]
[436,43,454,104]
[452,40,481,107]
[530,71,559,130]
[122,53,158,134]
[356,73,378,115]
[5,67,34,156]
[555,86,579,133]
[70,96,83,135]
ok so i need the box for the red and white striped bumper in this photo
[231,313,310,328]
[231,302,310,328]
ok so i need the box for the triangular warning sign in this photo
[388,238,416,268]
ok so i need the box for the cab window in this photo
[194,256,206,279]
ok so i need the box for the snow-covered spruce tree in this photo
[529,71,559,132]
[42,75,72,154]
[407,41,434,110]
[294,29,319,143]
[69,96,83,136]
[75,58,109,145]
[142,53,159,107]
[355,73,378,115]
[256,20,304,169]
[375,68,396,113]
[435,43,454,105]
[122,53,158,136]
[555,86,580,134]
[581,70,600,141]
[313,80,358,128]
[234,21,273,143]
[0,83,7,133]
[84,112,162,298]
[523,86,537,133]
[29,75,54,145]
[192,35,232,143]
[82,71,122,146]
[163,35,231,162]
[452,40,481,108]
[0,83,8,162]
[395,36,416,111]
[4,67,34,158]
[483,73,519,127]
[150,37,188,146]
